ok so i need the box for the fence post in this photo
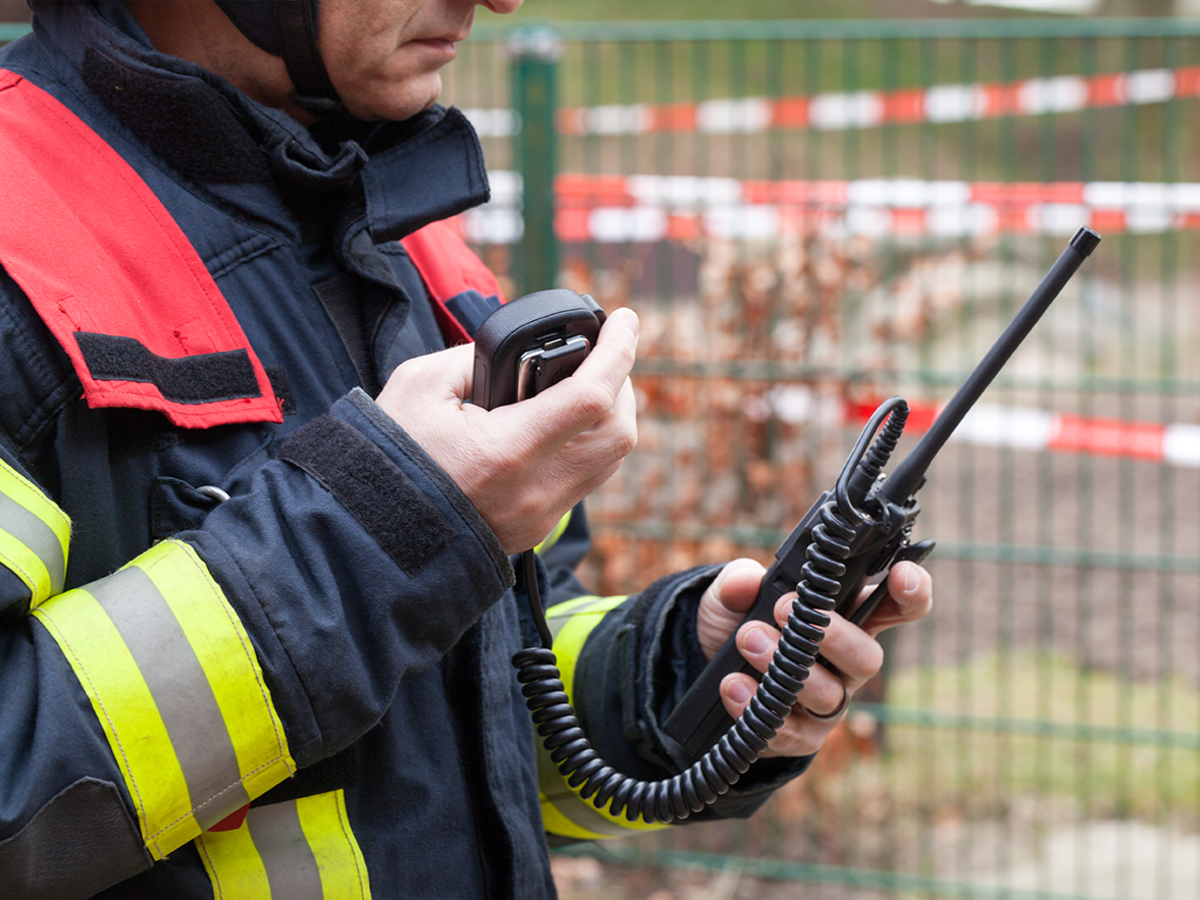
[508,27,561,296]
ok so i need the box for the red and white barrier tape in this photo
[462,64,1200,138]
[459,171,1200,243]
[554,174,1200,211]
[742,387,1200,467]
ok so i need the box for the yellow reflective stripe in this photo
[541,595,626,839]
[536,595,671,839]
[32,540,295,860]
[137,541,292,803]
[298,790,372,900]
[197,820,271,897]
[544,595,627,692]
[196,791,371,900]
[0,457,69,607]
[533,510,571,556]
[34,585,190,851]
[537,738,661,841]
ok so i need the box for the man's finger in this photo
[696,559,765,661]
[809,614,885,692]
[862,561,933,637]
[711,558,766,614]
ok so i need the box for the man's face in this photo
[318,0,523,122]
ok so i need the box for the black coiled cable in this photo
[514,398,910,825]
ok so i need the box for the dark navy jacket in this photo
[0,3,805,898]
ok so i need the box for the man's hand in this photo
[696,557,933,758]
[376,308,640,554]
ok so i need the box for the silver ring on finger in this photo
[801,680,849,722]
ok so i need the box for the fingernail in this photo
[904,563,920,595]
[744,628,770,656]
[620,308,639,339]
[727,680,752,706]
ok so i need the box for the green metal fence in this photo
[448,16,1200,900]
[3,12,1196,898]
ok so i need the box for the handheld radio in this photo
[471,288,606,410]
[474,226,1100,825]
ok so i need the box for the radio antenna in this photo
[882,226,1101,504]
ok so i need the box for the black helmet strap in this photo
[214,0,343,116]
[274,0,343,115]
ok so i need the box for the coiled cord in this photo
[839,400,909,521]
[514,398,909,824]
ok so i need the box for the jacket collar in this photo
[28,0,490,242]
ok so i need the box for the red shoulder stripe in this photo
[400,218,506,345]
[0,70,281,428]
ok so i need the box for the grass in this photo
[879,650,1200,822]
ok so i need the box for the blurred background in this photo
[446,1,1200,898]
[6,1,1198,897]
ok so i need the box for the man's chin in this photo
[350,76,443,123]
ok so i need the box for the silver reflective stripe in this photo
[88,567,252,827]
[546,595,614,643]
[0,490,65,595]
[247,801,325,900]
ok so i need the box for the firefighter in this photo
[0,2,932,897]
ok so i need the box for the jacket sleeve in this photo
[0,388,514,898]
[529,510,812,843]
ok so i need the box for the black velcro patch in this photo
[277,414,455,574]
[83,47,273,184]
[75,332,262,404]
